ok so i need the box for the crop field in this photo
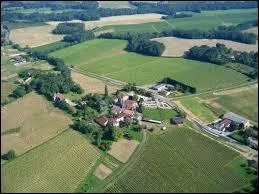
[50,39,249,92]
[46,14,165,31]
[2,21,48,30]
[1,129,101,193]
[143,108,178,121]
[9,25,64,48]
[180,98,218,123]
[94,8,258,33]
[71,71,118,95]
[1,92,72,156]
[213,86,258,123]
[152,37,258,57]
[104,126,255,192]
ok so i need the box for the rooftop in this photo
[223,112,249,125]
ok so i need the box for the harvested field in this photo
[1,73,17,81]
[46,14,165,30]
[152,37,258,57]
[108,138,139,163]
[243,27,258,36]
[94,164,113,180]
[71,71,118,94]
[1,92,72,156]
[1,129,101,193]
[9,25,64,48]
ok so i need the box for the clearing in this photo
[9,25,64,48]
[50,39,249,92]
[1,92,72,156]
[71,71,118,95]
[152,37,258,57]
[108,138,139,163]
[97,1,136,9]
[94,164,113,180]
[46,14,165,30]
[1,129,101,193]
[104,126,256,192]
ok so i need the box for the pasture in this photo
[213,86,258,123]
[152,37,258,57]
[1,129,101,193]
[143,108,178,121]
[9,25,64,47]
[71,71,118,95]
[104,126,256,192]
[46,14,165,31]
[50,39,249,92]
[1,92,72,156]
[94,8,258,33]
[180,98,218,123]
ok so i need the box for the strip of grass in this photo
[143,108,178,121]
[31,41,71,53]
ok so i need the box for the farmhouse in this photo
[171,116,184,125]
[123,100,138,111]
[117,91,129,104]
[223,112,250,128]
[53,93,65,102]
[112,105,123,116]
[214,119,231,132]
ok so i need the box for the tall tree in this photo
[104,85,108,96]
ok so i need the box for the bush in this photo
[99,140,112,151]
[12,86,27,98]
[1,150,16,160]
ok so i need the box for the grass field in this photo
[104,126,256,192]
[50,39,249,92]
[2,21,48,30]
[180,98,218,123]
[214,86,258,123]
[153,37,258,57]
[143,108,178,121]
[1,92,72,156]
[31,41,71,53]
[94,8,258,33]
[9,25,64,48]
[1,129,101,193]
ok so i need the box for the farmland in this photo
[1,81,17,105]
[1,92,72,156]
[152,37,258,57]
[9,25,64,48]
[104,126,256,192]
[50,39,249,92]
[1,129,101,193]
[94,8,258,33]
[31,41,71,53]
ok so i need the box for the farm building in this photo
[142,117,163,124]
[136,94,152,102]
[249,159,258,170]
[158,90,171,97]
[123,100,138,111]
[223,112,250,128]
[143,101,157,108]
[117,92,129,104]
[112,105,123,116]
[24,77,32,83]
[53,93,65,102]
[151,84,167,91]
[214,119,231,132]
[95,115,109,127]
[171,116,184,125]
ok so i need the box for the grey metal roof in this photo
[223,112,249,124]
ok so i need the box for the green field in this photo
[180,98,218,123]
[50,39,249,92]
[31,41,71,53]
[214,87,258,123]
[104,126,256,192]
[94,8,258,34]
[143,108,178,121]
[1,130,101,193]
[2,21,48,30]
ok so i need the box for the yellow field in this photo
[1,92,72,156]
[152,37,258,57]
[1,129,101,193]
[9,25,64,47]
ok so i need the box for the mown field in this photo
[143,108,178,121]
[94,8,258,33]
[31,41,71,53]
[1,129,101,193]
[214,86,258,123]
[104,126,256,192]
[180,98,218,123]
[1,92,72,156]
[50,39,249,92]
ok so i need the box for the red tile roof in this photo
[123,100,137,110]
[122,109,134,117]
[112,106,122,115]
[95,115,108,126]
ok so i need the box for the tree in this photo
[229,122,240,132]
[99,140,112,151]
[112,127,124,141]
[104,85,108,96]
[1,150,16,160]
[12,86,26,98]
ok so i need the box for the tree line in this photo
[159,77,197,94]
[162,13,192,20]
[52,23,85,34]
[1,25,9,46]
[2,1,257,22]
